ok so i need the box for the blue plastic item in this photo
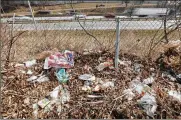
[55,68,69,83]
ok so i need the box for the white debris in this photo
[20,70,26,74]
[24,59,37,67]
[130,79,153,95]
[150,68,155,72]
[57,105,62,113]
[27,76,38,82]
[96,62,112,71]
[32,103,39,119]
[82,85,91,91]
[162,73,176,81]
[123,89,135,101]
[78,74,95,81]
[50,85,63,99]
[24,97,30,105]
[93,85,101,92]
[27,69,33,75]
[37,98,50,108]
[15,63,25,67]
[142,76,154,85]
[87,95,103,98]
[133,63,143,73]
[168,90,181,102]
[138,93,157,117]
[118,59,131,66]
[101,81,114,88]
[61,88,70,104]
[36,75,49,83]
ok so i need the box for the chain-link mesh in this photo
[1,1,181,62]
[2,16,181,62]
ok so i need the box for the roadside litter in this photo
[24,59,37,67]
[32,103,39,119]
[44,50,74,69]
[101,81,114,88]
[133,63,143,73]
[27,75,38,82]
[96,59,113,71]
[50,85,63,99]
[35,75,50,83]
[122,77,157,117]
[118,59,131,67]
[168,90,181,102]
[27,69,33,75]
[138,93,157,117]
[78,74,95,81]
[142,76,155,85]
[55,69,69,83]
[38,98,51,108]
[2,47,181,119]
[122,89,135,101]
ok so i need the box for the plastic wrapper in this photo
[24,59,37,67]
[96,61,113,71]
[61,88,70,104]
[142,76,154,85]
[32,103,39,119]
[55,69,69,83]
[138,93,157,117]
[45,50,74,69]
[101,81,114,88]
[38,98,50,108]
[123,89,135,101]
[27,76,38,82]
[79,74,95,81]
[168,90,181,102]
[50,85,63,99]
[36,75,49,83]
[27,69,33,75]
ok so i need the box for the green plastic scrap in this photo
[55,68,69,83]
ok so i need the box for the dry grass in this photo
[3,28,180,63]
[7,2,121,13]
[3,2,157,17]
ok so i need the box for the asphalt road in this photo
[2,16,106,22]
[10,20,177,31]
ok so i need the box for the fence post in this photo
[28,0,37,30]
[12,13,16,59]
[115,18,120,70]
[11,13,15,37]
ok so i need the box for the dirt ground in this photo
[1,50,181,119]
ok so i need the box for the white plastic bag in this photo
[142,76,154,85]
[138,93,157,117]
[27,76,38,82]
[24,59,37,67]
[101,81,114,88]
[50,85,63,99]
[168,90,181,102]
[123,89,135,101]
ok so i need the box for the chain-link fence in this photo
[1,16,181,63]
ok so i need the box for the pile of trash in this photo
[1,44,181,119]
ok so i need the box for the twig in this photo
[86,100,104,104]
[28,0,37,30]
[70,0,103,48]
[4,92,38,99]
